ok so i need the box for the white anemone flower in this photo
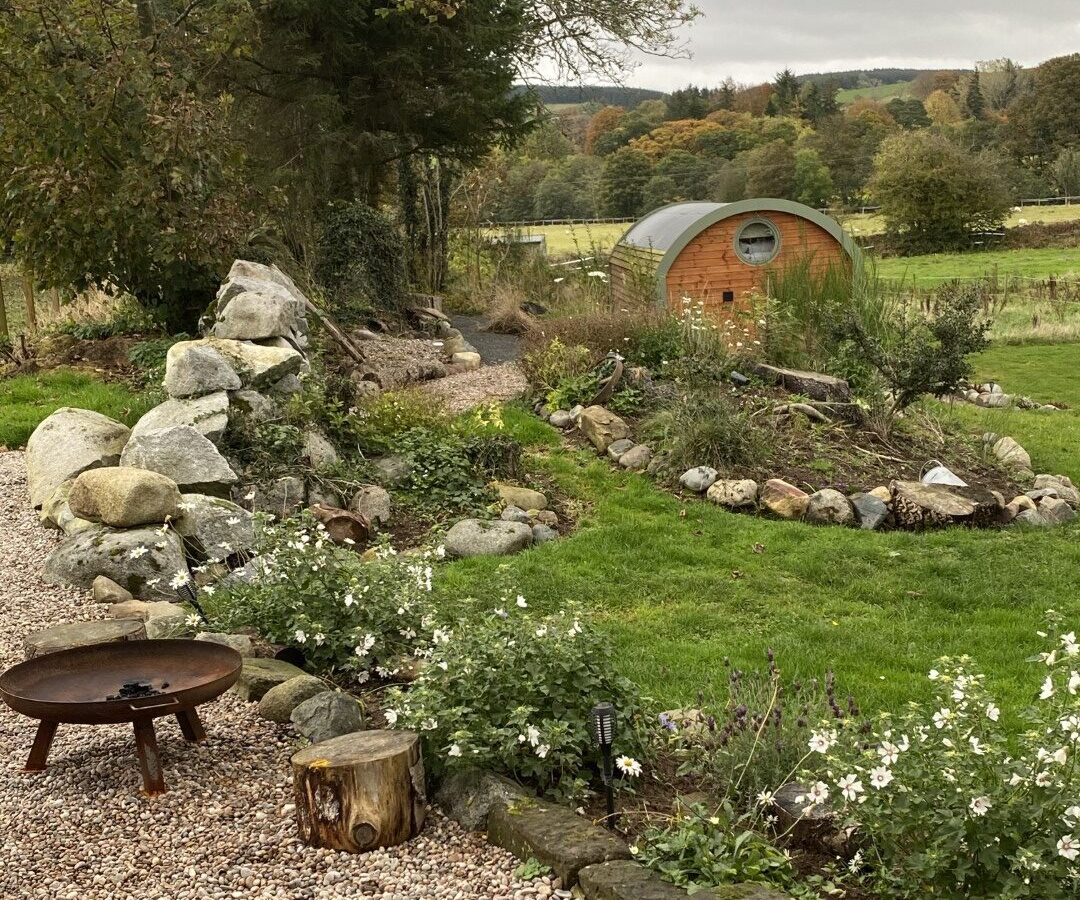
[986,703,1000,722]
[1069,671,1080,695]
[1041,676,1055,700]
[969,796,992,817]
[869,767,893,789]
[448,744,462,758]
[384,709,399,726]
[838,775,864,803]
[1058,835,1080,861]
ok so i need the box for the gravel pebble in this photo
[0,450,539,899]
[418,363,528,414]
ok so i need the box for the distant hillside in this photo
[796,68,937,90]
[835,80,916,104]
[515,84,667,109]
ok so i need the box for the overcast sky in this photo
[620,2,1080,90]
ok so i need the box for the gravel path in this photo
[419,363,529,414]
[0,451,550,900]
[449,315,522,365]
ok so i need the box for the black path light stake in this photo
[591,701,617,828]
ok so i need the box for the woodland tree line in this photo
[478,57,1080,252]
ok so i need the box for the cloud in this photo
[619,1,1080,89]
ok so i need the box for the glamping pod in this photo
[608,199,861,324]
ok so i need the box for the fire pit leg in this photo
[132,719,166,795]
[175,708,206,743]
[24,720,59,772]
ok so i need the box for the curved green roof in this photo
[614,199,862,303]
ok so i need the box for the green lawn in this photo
[842,203,1080,238]
[875,247,1080,282]
[444,345,1080,721]
[0,369,154,448]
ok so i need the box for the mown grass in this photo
[875,247,1080,282]
[443,445,1080,718]
[0,369,154,448]
[842,203,1080,238]
[836,80,913,105]
[444,342,1080,721]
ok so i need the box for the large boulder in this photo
[1034,474,1080,506]
[492,482,548,511]
[850,492,889,530]
[992,436,1031,471]
[578,406,630,452]
[26,408,130,509]
[290,691,365,744]
[435,768,528,832]
[891,481,1001,529]
[213,291,302,342]
[349,485,391,526]
[706,479,758,509]
[68,467,182,528]
[175,493,255,559]
[618,444,653,471]
[164,343,241,399]
[1039,496,1076,525]
[444,519,533,558]
[233,657,308,702]
[751,364,851,402]
[186,338,303,390]
[805,489,854,526]
[760,479,810,520]
[121,425,238,496]
[129,392,230,444]
[256,675,328,723]
[43,525,188,600]
[302,429,339,470]
[249,475,306,518]
[680,467,719,493]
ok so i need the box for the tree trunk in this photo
[291,730,425,853]
[21,272,37,335]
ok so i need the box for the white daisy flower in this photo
[615,755,642,777]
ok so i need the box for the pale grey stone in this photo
[26,408,130,509]
[164,343,240,399]
[121,425,238,496]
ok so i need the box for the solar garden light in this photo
[175,580,210,625]
[590,701,617,828]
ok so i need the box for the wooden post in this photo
[21,272,37,335]
[0,270,8,342]
[291,730,426,852]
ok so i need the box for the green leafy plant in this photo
[56,300,163,340]
[513,858,552,880]
[128,335,187,387]
[385,597,644,801]
[634,802,811,897]
[520,337,593,398]
[206,513,440,679]
[803,611,1080,898]
[392,427,498,517]
[352,390,451,454]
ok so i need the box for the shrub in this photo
[385,599,643,801]
[803,612,1080,898]
[352,389,451,454]
[391,427,498,517]
[520,337,594,399]
[128,335,187,387]
[642,387,766,474]
[316,201,409,324]
[207,513,439,680]
[831,279,991,429]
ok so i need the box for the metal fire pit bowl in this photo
[0,639,242,795]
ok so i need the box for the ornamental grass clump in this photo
[206,513,440,681]
[384,598,643,802]
[801,611,1080,898]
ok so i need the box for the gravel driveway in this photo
[0,451,548,900]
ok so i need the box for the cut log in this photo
[291,730,425,852]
